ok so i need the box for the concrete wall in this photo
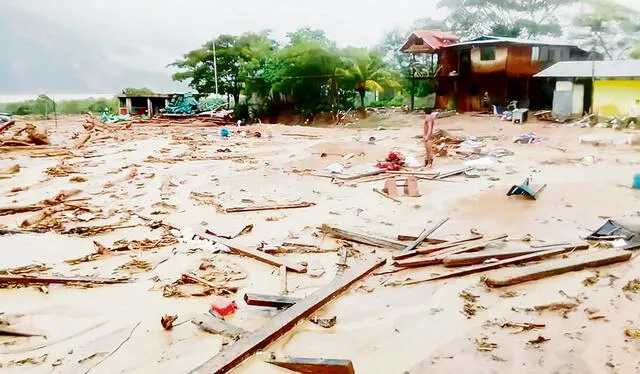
[594,80,640,117]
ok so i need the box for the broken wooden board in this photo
[393,235,483,260]
[442,244,589,267]
[434,166,473,180]
[403,218,450,252]
[189,257,385,374]
[373,188,401,203]
[0,274,130,285]
[244,293,301,308]
[485,249,631,287]
[394,234,508,268]
[225,202,315,213]
[314,165,384,181]
[202,230,307,273]
[320,225,407,250]
[399,244,589,285]
[192,313,247,340]
[265,355,355,374]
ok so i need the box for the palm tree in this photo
[337,49,400,109]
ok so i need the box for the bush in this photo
[0,96,119,117]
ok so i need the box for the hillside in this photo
[0,8,182,94]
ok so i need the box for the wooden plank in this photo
[225,202,315,213]
[435,166,473,180]
[0,274,129,285]
[399,244,589,286]
[243,293,301,308]
[280,265,288,295]
[202,230,307,273]
[485,250,631,288]
[394,234,507,268]
[265,356,355,374]
[320,225,407,250]
[444,243,590,267]
[403,218,450,252]
[191,313,247,340]
[189,257,386,374]
[373,188,401,203]
[396,234,447,244]
[393,235,483,260]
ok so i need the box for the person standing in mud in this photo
[423,112,436,168]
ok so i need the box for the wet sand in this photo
[1,113,639,373]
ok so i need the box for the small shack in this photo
[535,60,640,118]
[117,94,171,117]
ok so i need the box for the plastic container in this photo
[633,173,640,189]
[210,296,237,317]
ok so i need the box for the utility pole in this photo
[212,37,219,96]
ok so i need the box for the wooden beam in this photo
[399,244,589,286]
[394,234,507,268]
[265,356,355,374]
[444,244,590,267]
[403,218,450,252]
[485,250,631,288]
[202,230,307,273]
[393,235,483,260]
[243,293,301,309]
[0,274,129,285]
[189,257,386,374]
[320,225,408,250]
[225,202,315,213]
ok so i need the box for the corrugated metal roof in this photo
[450,35,578,48]
[401,30,460,52]
[534,60,640,78]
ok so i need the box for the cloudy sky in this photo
[12,0,639,56]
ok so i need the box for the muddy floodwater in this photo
[1,113,640,373]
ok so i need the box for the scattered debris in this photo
[475,337,498,352]
[161,315,178,331]
[624,328,640,338]
[507,177,546,200]
[527,335,550,345]
[265,355,355,374]
[309,315,337,329]
[225,202,315,213]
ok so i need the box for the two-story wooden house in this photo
[401,34,591,111]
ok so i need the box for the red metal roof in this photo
[401,30,460,53]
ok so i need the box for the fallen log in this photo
[225,202,315,213]
[393,235,483,260]
[394,244,589,286]
[265,355,355,374]
[443,244,589,267]
[189,257,386,374]
[485,249,631,287]
[0,274,130,285]
[203,230,307,273]
[192,314,247,340]
[320,224,408,250]
[402,218,450,252]
[243,293,301,309]
[394,234,508,268]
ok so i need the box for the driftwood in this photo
[0,274,130,285]
[73,133,92,149]
[320,224,408,250]
[402,218,450,252]
[393,235,483,260]
[192,313,247,340]
[225,202,315,213]
[395,244,589,286]
[181,273,238,294]
[443,244,589,267]
[485,249,631,287]
[190,257,386,374]
[265,356,355,374]
[0,189,82,216]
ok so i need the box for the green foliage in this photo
[122,87,154,96]
[0,96,118,117]
[438,0,572,38]
[572,0,640,59]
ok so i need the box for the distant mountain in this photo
[0,7,184,94]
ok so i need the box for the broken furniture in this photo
[507,177,546,199]
[382,176,420,197]
[586,219,639,242]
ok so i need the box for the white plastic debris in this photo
[464,157,495,170]
[404,155,422,168]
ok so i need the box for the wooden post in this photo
[147,98,153,117]
[410,54,416,111]
[125,98,132,115]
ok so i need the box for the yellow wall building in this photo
[594,80,640,117]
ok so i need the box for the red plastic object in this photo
[119,108,128,115]
[210,296,237,317]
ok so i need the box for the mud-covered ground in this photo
[1,113,640,374]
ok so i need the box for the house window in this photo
[548,48,556,61]
[480,47,496,61]
[532,46,540,61]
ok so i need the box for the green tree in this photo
[439,0,573,39]
[122,87,154,96]
[572,0,640,59]
[337,49,400,108]
[171,32,277,105]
